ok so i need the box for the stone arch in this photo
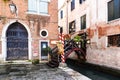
[1,20,32,61]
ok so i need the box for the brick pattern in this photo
[0,0,58,60]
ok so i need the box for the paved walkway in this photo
[0,63,91,80]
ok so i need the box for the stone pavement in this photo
[0,63,91,80]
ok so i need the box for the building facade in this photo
[58,0,120,69]
[0,0,58,62]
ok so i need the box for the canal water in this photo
[66,59,120,80]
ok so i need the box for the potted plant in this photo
[73,35,83,42]
[73,35,84,48]
[43,46,52,61]
[43,46,52,54]
[32,59,39,65]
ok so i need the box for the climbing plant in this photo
[73,35,83,42]
[73,35,86,48]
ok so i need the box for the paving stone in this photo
[0,64,91,80]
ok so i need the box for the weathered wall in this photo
[58,1,68,34]
[86,0,120,69]
[0,0,58,61]
[59,0,120,69]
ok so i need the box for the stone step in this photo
[0,63,51,75]
[9,71,27,76]
[10,66,27,71]
[0,64,10,74]
[46,62,59,68]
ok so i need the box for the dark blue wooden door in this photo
[6,22,28,60]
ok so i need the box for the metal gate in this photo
[6,22,28,60]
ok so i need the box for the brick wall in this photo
[0,0,58,61]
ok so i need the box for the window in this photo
[108,0,120,21]
[69,21,76,34]
[81,15,86,30]
[79,0,86,4]
[108,34,120,47]
[71,0,75,11]
[40,29,48,38]
[28,0,49,15]
[60,10,63,19]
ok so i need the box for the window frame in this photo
[69,20,76,34]
[79,0,86,4]
[71,0,75,11]
[108,34,120,47]
[108,0,120,21]
[81,14,86,30]
[28,0,49,15]
[40,29,48,38]
[60,10,63,19]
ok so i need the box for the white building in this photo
[58,0,120,70]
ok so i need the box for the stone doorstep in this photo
[9,71,27,76]
[4,60,32,64]
[59,66,92,80]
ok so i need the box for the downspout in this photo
[96,0,98,23]
[66,0,69,34]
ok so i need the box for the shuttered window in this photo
[69,21,76,34]
[108,34,120,47]
[28,0,37,12]
[108,0,120,21]
[79,0,86,4]
[28,0,48,15]
[39,0,48,14]
[60,10,63,19]
[81,15,86,30]
[71,0,75,11]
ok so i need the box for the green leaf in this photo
[73,35,82,42]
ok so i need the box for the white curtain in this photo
[39,0,48,14]
[28,0,37,12]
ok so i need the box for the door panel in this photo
[6,22,28,60]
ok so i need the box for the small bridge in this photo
[47,39,86,68]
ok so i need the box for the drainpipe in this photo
[96,0,98,23]
[66,0,69,34]
[96,0,99,47]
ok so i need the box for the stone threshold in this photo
[5,60,32,64]
[0,60,49,64]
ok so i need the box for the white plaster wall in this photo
[58,0,65,9]
[58,0,91,34]
[97,0,107,23]
[87,0,120,69]
[58,2,68,34]
[87,46,120,70]
[58,0,120,69]
[67,0,91,31]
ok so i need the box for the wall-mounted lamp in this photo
[86,39,90,44]
[9,1,17,16]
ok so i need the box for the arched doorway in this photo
[6,22,28,60]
